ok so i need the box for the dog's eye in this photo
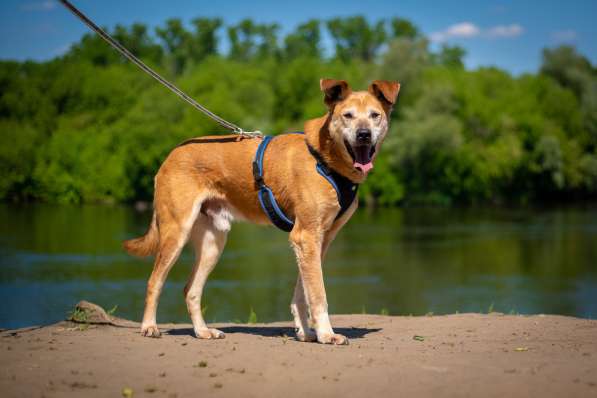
[342,112,354,119]
[370,112,380,119]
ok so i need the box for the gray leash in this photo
[58,0,262,138]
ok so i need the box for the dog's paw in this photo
[296,329,318,342]
[318,332,349,345]
[141,324,161,338]
[195,328,225,340]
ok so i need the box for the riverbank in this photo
[1,303,595,398]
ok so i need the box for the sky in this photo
[0,0,595,74]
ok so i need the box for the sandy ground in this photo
[1,305,596,398]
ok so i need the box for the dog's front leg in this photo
[291,276,317,342]
[290,226,348,345]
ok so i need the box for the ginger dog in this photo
[124,79,400,345]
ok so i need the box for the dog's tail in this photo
[123,211,159,257]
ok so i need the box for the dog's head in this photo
[320,79,400,177]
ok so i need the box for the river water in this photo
[1,204,596,329]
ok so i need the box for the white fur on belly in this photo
[204,206,235,232]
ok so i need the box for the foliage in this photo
[68,307,89,323]
[327,16,386,62]
[0,16,595,205]
[247,307,257,324]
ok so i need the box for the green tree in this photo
[436,44,466,68]
[257,23,280,58]
[228,20,279,61]
[327,16,386,62]
[283,20,321,60]
[0,121,41,201]
[113,23,163,64]
[1,16,596,206]
[390,18,420,39]
[189,17,223,63]
[67,30,121,66]
[155,18,192,75]
[228,19,257,61]
[541,45,593,98]
[541,46,597,150]
[378,37,431,110]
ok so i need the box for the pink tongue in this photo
[354,161,373,174]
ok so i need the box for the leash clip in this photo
[238,129,263,138]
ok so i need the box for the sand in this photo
[0,302,595,398]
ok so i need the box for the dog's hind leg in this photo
[184,204,229,339]
[141,190,204,338]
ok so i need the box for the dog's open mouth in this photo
[345,139,376,175]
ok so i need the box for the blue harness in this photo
[252,134,359,232]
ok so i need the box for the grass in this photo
[107,304,118,316]
[219,302,526,324]
[67,306,91,331]
[247,307,257,324]
[68,307,88,323]
[350,303,525,317]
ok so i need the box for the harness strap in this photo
[253,134,359,232]
[253,136,294,232]
[307,143,358,220]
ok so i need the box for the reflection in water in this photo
[0,204,596,329]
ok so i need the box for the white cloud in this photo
[21,1,57,12]
[486,24,524,38]
[431,22,523,43]
[430,22,480,42]
[551,30,577,43]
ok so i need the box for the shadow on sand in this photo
[166,325,381,339]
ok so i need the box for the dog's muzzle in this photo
[345,128,376,175]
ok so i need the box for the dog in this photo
[123,79,400,345]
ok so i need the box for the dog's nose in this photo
[356,128,371,144]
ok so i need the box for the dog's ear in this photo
[368,80,401,113]
[320,79,351,109]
